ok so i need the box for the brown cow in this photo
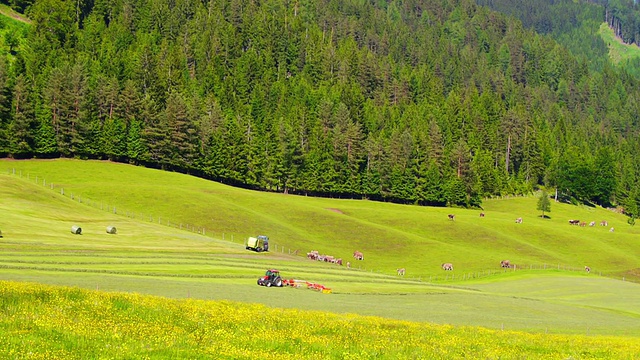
[448,214,455,221]
[480,212,485,218]
[335,258,343,266]
[600,220,608,226]
[585,266,591,273]
[442,263,453,271]
[515,217,523,224]
[579,222,587,227]
[500,260,511,268]
[397,268,405,276]
[353,251,364,260]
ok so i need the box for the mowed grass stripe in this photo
[3,159,640,336]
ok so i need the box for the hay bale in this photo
[106,226,117,234]
[71,225,82,235]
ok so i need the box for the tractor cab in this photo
[257,269,283,287]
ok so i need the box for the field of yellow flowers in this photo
[1,281,639,359]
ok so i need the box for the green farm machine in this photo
[245,235,269,252]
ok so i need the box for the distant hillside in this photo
[1,0,640,215]
[475,0,640,78]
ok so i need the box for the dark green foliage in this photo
[1,0,640,211]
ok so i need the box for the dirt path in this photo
[0,6,31,24]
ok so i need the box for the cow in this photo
[500,260,511,268]
[480,212,485,218]
[442,263,453,271]
[589,221,596,227]
[515,217,523,224]
[397,268,405,276]
[569,219,580,225]
[448,214,455,221]
[600,220,608,226]
[579,222,587,227]
[346,261,351,269]
[610,227,615,232]
[335,258,343,266]
[324,255,335,263]
[585,266,591,273]
[353,251,364,260]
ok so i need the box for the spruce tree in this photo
[537,189,551,218]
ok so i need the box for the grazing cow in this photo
[480,212,485,218]
[324,255,335,263]
[500,260,511,268]
[335,258,343,266]
[442,263,453,271]
[585,266,591,273]
[569,219,580,225]
[353,251,364,260]
[610,227,615,232]
[600,220,608,227]
[448,214,455,221]
[589,221,596,227]
[397,268,405,276]
[346,261,351,269]
[579,222,587,227]
[515,217,523,224]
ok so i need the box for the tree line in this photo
[0,0,639,216]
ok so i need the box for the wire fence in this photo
[4,167,638,285]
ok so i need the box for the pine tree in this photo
[537,189,551,218]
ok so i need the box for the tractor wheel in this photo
[276,279,283,287]
[257,279,262,286]
[256,247,262,252]
[266,281,272,287]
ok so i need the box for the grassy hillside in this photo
[2,281,639,359]
[2,159,638,280]
[1,159,640,336]
[599,22,640,72]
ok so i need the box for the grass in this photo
[598,21,640,67]
[1,281,639,359]
[1,159,640,337]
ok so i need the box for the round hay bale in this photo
[106,226,117,234]
[71,225,82,235]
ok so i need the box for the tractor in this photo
[246,235,269,252]
[257,269,283,287]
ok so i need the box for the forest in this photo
[0,0,639,216]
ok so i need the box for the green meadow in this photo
[599,21,640,67]
[1,159,640,339]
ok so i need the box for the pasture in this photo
[2,281,640,359]
[1,159,640,339]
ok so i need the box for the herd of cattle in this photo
[306,250,366,269]
[305,212,606,276]
[568,219,613,232]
